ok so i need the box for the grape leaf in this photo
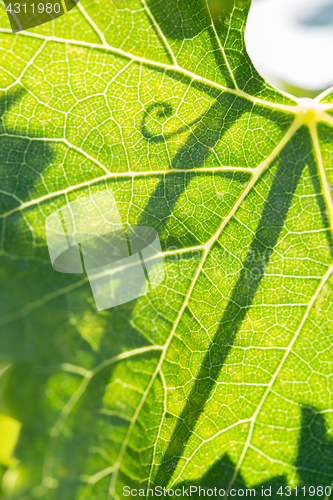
[1,0,333,499]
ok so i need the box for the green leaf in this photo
[1,1,333,499]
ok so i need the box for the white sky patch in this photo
[245,0,333,90]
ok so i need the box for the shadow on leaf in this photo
[159,406,333,499]
[153,126,312,485]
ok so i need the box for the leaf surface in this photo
[1,1,333,499]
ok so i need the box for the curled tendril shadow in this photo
[141,101,201,143]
